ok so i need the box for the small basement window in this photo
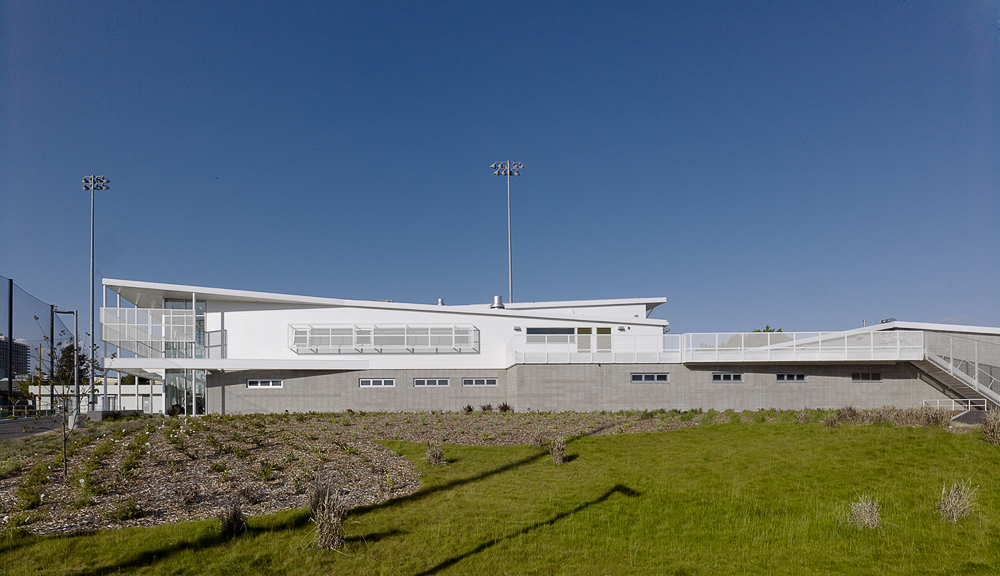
[247,379,283,388]
[776,373,806,382]
[712,373,743,382]
[359,378,395,388]
[631,373,669,382]
[462,378,498,387]
[414,378,449,387]
[851,372,882,382]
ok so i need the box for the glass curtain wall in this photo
[163,299,207,415]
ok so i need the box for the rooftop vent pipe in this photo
[490,295,505,309]
[437,298,445,306]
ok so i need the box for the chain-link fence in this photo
[0,274,75,414]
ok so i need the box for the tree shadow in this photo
[413,484,641,576]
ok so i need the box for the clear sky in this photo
[2,0,998,342]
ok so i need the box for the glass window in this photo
[360,378,396,387]
[414,378,449,387]
[462,378,498,387]
[631,373,669,383]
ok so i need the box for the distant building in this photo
[0,336,30,377]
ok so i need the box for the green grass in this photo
[3,423,999,575]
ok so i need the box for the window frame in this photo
[413,378,449,388]
[776,373,806,382]
[359,378,396,388]
[712,372,743,382]
[631,373,669,383]
[851,372,882,382]
[246,379,284,389]
[462,377,498,387]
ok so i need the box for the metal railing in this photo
[289,324,480,354]
[924,332,1000,404]
[922,399,988,411]
[682,330,925,362]
[507,330,925,365]
[101,308,196,359]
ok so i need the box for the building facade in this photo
[98,279,1000,415]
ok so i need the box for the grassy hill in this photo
[2,413,998,575]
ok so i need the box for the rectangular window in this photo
[596,327,612,335]
[712,373,743,382]
[525,328,575,335]
[247,379,283,388]
[413,378,449,387]
[359,378,396,388]
[776,373,806,382]
[631,373,669,382]
[462,378,498,387]
[851,372,882,382]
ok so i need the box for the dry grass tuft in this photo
[835,406,862,425]
[982,410,1000,445]
[938,479,977,523]
[309,473,351,550]
[217,496,247,539]
[849,495,880,530]
[549,437,566,465]
[425,442,446,467]
[795,410,810,424]
[865,405,897,424]
[918,406,952,428]
[529,429,546,447]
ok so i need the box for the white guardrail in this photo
[922,399,988,411]
[924,332,1000,400]
[508,330,926,365]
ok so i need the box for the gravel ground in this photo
[0,407,964,536]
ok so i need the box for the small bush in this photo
[849,495,880,530]
[425,443,446,466]
[106,498,145,522]
[463,404,474,414]
[795,410,810,424]
[480,404,493,412]
[498,402,513,413]
[836,406,862,425]
[550,437,566,465]
[0,456,26,479]
[529,430,545,447]
[479,431,491,442]
[309,474,350,550]
[938,479,977,523]
[983,410,1000,445]
[919,406,951,428]
[218,496,247,539]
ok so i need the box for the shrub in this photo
[425,443,446,466]
[106,498,145,522]
[218,496,247,539]
[795,410,810,424]
[463,404,474,414]
[0,456,26,479]
[309,474,350,550]
[919,406,951,428]
[480,404,493,413]
[498,402,513,413]
[836,406,862,425]
[849,495,880,529]
[529,430,545,447]
[479,431,491,442]
[983,410,1000,445]
[938,479,977,523]
[865,405,897,424]
[550,437,566,465]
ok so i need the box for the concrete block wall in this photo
[206,361,953,414]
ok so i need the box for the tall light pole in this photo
[82,175,109,410]
[491,161,523,304]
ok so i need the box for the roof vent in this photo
[490,295,505,309]
[880,318,897,324]
[437,298,445,306]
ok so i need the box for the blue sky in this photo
[2,0,997,341]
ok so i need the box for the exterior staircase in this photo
[914,332,1000,409]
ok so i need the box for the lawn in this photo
[2,420,998,575]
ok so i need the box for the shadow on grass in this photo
[413,484,641,576]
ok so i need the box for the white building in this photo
[97,279,1000,415]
